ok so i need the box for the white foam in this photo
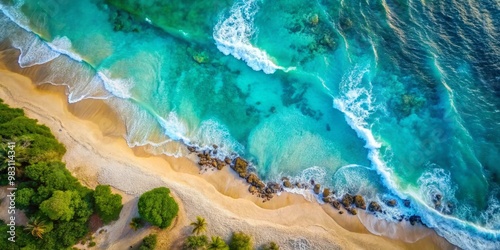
[333,65,500,249]
[47,36,83,62]
[191,119,244,155]
[97,71,134,99]
[156,111,190,143]
[213,0,291,74]
[1,5,83,63]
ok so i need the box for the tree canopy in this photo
[0,99,120,249]
[94,185,123,223]
[138,187,179,229]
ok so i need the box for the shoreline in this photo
[0,67,454,249]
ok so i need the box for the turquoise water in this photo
[1,0,499,248]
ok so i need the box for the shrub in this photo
[229,232,252,250]
[94,185,123,223]
[138,187,178,228]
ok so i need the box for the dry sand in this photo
[0,69,455,250]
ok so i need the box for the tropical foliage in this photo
[208,236,229,250]
[0,99,122,249]
[184,235,208,250]
[139,234,157,250]
[138,187,179,228]
[229,232,253,250]
[190,216,207,235]
[94,185,123,223]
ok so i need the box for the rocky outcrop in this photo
[409,215,422,226]
[386,199,397,207]
[232,157,248,178]
[331,200,341,210]
[368,201,382,213]
[283,179,292,188]
[404,199,411,208]
[323,188,331,198]
[314,184,321,194]
[433,194,442,210]
[354,195,366,209]
[346,208,357,215]
[341,194,354,208]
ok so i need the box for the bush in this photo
[229,232,253,250]
[139,234,157,250]
[138,187,178,228]
[94,185,123,223]
[184,235,208,250]
[263,241,280,250]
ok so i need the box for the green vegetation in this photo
[129,217,145,231]
[190,216,207,235]
[208,236,229,250]
[184,235,208,250]
[94,185,123,223]
[263,241,280,250]
[139,234,158,250]
[229,232,253,250]
[0,99,122,249]
[138,187,179,229]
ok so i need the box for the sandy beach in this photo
[0,67,455,249]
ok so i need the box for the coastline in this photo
[0,68,454,249]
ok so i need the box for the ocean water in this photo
[0,0,499,248]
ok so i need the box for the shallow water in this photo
[0,0,499,248]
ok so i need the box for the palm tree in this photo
[207,236,228,250]
[129,217,143,231]
[24,217,47,239]
[190,216,207,235]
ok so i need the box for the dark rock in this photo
[296,183,302,188]
[409,215,421,226]
[213,144,218,149]
[323,188,331,198]
[314,184,321,194]
[341,194,354,208]
[433,194,443,210]
[283,180,292,188]
[224,157,231,164]
[249,186,257,193]
[322,197,332,203]
[256,181,266,189]
[233,157,248,174]
[446,202,454,212]
[246,173,259,185]
[347,208,357,215]
[331,200,341,210]
[386,199,397,207]
[368,201,382,213]
[354,195,366,210]
[339,211,344,214]
[187,146,196,152]
[435,194,442,201]
[404,199,411,208]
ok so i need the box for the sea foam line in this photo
[213,0,293,74]
[332,65,500,249]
